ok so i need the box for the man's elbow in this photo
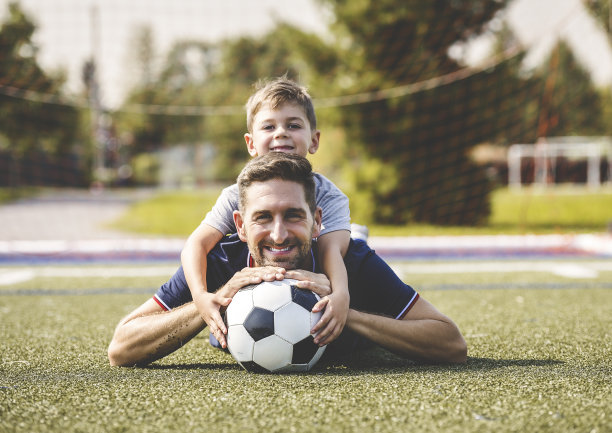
[446,334,468,363]
[107,339,140,367]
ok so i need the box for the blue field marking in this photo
[2,281,611,296]
[0,234,609,264]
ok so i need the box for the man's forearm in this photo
[108,302,206,367]
[345,306,467,363]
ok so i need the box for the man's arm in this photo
[345,297,467,363]
[108,266,290,366]
[107,299,205,367]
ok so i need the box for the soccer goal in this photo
[507,137,612,189]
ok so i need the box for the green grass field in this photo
[1,262,610,433]
[108,186,612,236]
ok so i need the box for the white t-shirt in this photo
[202,172,351,236]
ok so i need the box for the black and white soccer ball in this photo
[224,279,326,373]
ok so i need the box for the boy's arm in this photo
[310,230,351,346]
[180,223,226,341]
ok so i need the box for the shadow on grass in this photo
[137,349,564,375]
[144,362,241,371]
[316,348,565,375]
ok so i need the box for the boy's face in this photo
[245,102,320,158]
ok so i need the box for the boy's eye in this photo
[261,125,274,130]
[288,123,301,129]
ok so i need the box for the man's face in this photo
[234,179,322,270]
[244,102,320,158]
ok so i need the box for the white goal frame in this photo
[507,137,612,189]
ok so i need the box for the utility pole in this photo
[87,5,105,187]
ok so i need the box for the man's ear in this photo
[234,210,248,242]
[312,207,323,238]
[308,130,321,155]
[244,133,258,157]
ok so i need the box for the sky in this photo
[1,0,610,108]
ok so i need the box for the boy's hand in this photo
[310,291,349,346]
[198,266,285,349]
[284,269,332,298]
[284,269,348,346]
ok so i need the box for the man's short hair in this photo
[237,152,316,214]
[245,76,317,133]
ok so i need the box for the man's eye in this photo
[255,214,271,222]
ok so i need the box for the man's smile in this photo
[264,244,295,254]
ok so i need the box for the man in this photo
[108,153,467,367]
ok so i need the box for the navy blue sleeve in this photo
[154,234,248,310]
[154,266,192,310]
[344,239,419,319]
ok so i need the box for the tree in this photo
[117,23,340,182]
[585,0,611,37]
[314,0,537,225]
[0,2,81,186]
[534,41,604,137]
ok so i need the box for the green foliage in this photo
[342,156,400,224]
[584,0,611,36]
[0,2,81,186]
[131,153,160,186]
[535,41,605,137]
[314,0,522,225]
[115,23,341,183]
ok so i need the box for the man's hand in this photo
[284,269,348,346]
[205,266,286,349]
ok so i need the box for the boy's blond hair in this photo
[245,77,317,133]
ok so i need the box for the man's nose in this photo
[270,219,288,243]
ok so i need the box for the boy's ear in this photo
[308,130,321,155]
[244,133,258,157]
[234,210,248,242]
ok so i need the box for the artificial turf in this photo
[1,280,610,433]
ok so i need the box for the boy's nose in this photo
[274,126,288,138]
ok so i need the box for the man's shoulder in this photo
[210,233,248,262]
[345,238,374,265]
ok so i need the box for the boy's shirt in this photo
[203,172,351,236]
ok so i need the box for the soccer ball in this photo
[224,279,326,373]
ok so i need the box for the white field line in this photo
[0,266,178,286]
[389,261,612,279]
[2,261,612,286]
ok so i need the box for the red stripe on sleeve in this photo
[153,296,169,311]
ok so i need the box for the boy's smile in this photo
[244,102,320,158]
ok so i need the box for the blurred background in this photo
[0,0,611,234]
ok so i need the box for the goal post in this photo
[508,137,612,189]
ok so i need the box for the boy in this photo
[179,77,352,349]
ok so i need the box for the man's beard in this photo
[247,232,314,270]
